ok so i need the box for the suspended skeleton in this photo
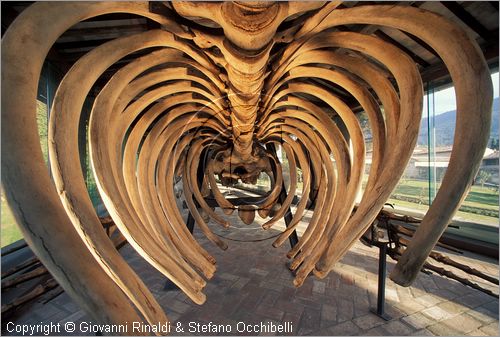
[1,1,492,332]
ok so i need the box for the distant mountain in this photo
[417,97,499,147]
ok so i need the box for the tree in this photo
[477,170,492,188]
[489,137,499,150]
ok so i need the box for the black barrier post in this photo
[370,241,391,320]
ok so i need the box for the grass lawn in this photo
[1,194,23,247]
[393,179,499,209]
[387,179,499,225]
[386,198,498,225]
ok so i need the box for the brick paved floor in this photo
[3,194,499,336]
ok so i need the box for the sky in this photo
[423,72,499,116]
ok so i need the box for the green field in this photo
[384,179,499,225]
[1,100,47,248]
[1,194,23,247]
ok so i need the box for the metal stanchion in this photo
[370,241,391,320]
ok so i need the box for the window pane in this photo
[37,100,49,165]
[386,95,431,215]
[385,72,499,228]
[433,73,499,226]
[1,190,23,247]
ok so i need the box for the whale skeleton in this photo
[1,1,492,331]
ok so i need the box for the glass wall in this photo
[386,72,499,226]
[1,63,60,247]
[1,101,49,247]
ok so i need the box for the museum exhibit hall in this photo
[1,1,499,336]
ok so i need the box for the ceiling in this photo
[2,1,499,110]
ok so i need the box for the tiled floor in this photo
[3,198,499,336]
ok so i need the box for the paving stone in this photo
[360,325,389,335]
[166,312,181,323]
[249,268,269,277]
[218,272,239,281]
[427,322,462,335]
[353,295,372,318]
[381,319,416,335]
[61,301,80,314]
[174,290,191,303]
[298,307,321,333]
[395,301,427,315]
[229,307,256,323]
[325,320,361,335]
[327,275,341,289]
[427,288,459,301]
[402,312,437,330]
[42,311,71,325]
[58,310,86,324]
[340,273,355,286]
[255,304,285,322]
[452,282,478,295]
[281,312,301,336]
[310,326,336,336]
[466,329,489,336]
[409,328,435,336]
[194,301,222,323]
[294,296,322,309]
[481,300,499,314]
[396,286,414,300]
[168,299,192,314]
[421,305,456,321]
[410,286,428,299]
[382,303,406,320]
[312,280,326,294]
[274,299,305,317]
[436,300,469,316]
[259,290,281,307]
[35,303,61,319]
[414,294,443,308]
[240,290,266,310]
[257,319,280,336]
[455,293,494,309]
[419,275,439,292]
[336,298,354,322]
[440,313,483,334]
[479,321,499,335]
[385,287,400,302]
[295,281,314,299]
[466,306,498,324]
[320,303,337,323]
[259,281,284,292]
[352,313,386,330]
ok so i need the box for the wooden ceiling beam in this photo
[59,48,153,63]
[373,30,430,68]
[401,31,441,61]
[56,24,148,43]
[308,77,355,101]
[80,13,146,22]
[420,42,499,87]
[1,4,20,36]
[54,39,114,51]
[441,1,497,41]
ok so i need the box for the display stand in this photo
[370,240,392,320]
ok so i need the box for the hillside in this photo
[418,97,499,146]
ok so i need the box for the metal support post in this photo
[370,242,391,320]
